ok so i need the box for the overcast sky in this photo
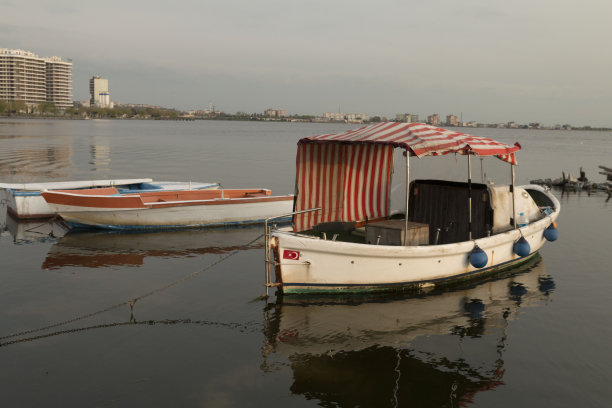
[2,0,611,126]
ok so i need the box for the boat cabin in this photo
[304,179,553,246]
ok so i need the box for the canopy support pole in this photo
[405,151,410,245]
[468,155,472,240]
[480,158,485,183]
[511,164,517,229]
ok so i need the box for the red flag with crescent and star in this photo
[283,250,300,260]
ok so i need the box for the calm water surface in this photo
[1,119,611,407]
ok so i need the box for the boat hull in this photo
[5,191,55,219]
[52,196,294,230]
[271,203,559,295]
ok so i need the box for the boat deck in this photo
[299,182,557,247]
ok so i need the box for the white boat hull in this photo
[53,197,294,230]
[270,187,560,294]
[4,193,50,219]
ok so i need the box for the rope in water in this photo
[0,318,261,347]
[0,232,265,344]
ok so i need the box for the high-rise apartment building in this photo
[0,48,72,109]
[90,76,111,108]
[46,56,73,109]
[0,49,46,105]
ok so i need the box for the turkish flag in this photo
[283,250,300,260]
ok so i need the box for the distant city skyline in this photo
[0,46,599,128]
[2,0,612,127]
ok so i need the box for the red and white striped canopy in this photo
[293,123,521,232]
[300,122,521,165]
[294,142,393,232]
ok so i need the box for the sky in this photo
[2,0,612,126]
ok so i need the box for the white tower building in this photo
[90,76,111,108]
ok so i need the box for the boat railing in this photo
[264,207,321,297]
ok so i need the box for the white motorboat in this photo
[265,122,560,295]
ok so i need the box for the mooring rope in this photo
[19,215,61,237]
[24,217,58,235]
[1,318,261,347]
[0,232,265,343]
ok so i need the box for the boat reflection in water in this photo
[262,262,555,407]
[42,225,265,269]
[3,209,66,243]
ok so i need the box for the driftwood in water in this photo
[599,165,612,181]
[531,166,612,197]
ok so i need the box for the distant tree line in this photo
[2,100,611,129]
[0,101,181,119]
[67,105,181,119]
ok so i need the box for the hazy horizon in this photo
[2,0,612,127]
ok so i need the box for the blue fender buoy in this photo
[513,236,531,257]
[543,223,559,242]
[469,245,488,268]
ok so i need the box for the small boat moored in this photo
[42,187,294,230]
[0,179,220,219]
[265,122,560,295]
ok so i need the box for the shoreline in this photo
[1,115,611,131]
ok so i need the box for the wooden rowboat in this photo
[0,179,220,219]
[42,187,293,230]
